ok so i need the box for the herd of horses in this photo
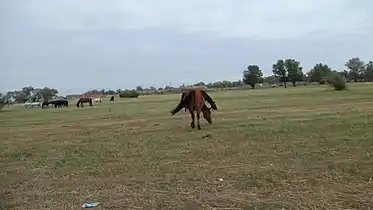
[42,99,69,108]
[23,89,217,130]
[23,96,115,109]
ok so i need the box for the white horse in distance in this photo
[94,98,102,103]
[24,102,41,108]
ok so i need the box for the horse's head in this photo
[202,106,213,124]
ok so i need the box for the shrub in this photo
[0,93,5,109]
[326,72,347,91]
[319,79,326,85]
[119,90,139,98]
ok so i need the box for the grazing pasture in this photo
[1,84,373,209]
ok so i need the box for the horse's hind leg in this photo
[188,109,195,129]
[196,110,201,130]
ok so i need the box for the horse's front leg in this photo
[188,109,195,129]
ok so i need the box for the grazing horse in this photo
[52,100,68,108]
[43,100,69,109]
[42,101,49,109]
[24,102,31,108]
[109,96,114,102]
[24,102,41,108]
[76,97,93,107]
[171,88,218,130]
[94,98,102,103]
[61,100,69,107]
[32,102,41,108]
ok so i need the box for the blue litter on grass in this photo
[81,202,100,208]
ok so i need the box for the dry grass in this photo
[1,84,373,209]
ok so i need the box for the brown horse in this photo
[76,97,93,107]
[171,88,218,130]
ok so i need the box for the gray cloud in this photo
[1,0,372,94]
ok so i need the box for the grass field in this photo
[1,84,373,209]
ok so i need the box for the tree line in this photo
[243,57,373,89]
[1,57,371,109]
[0,86,59,104]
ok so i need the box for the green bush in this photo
[319,79,326,85]
[0,93,5,109]
[326,72,347,91]
[119,90,139,98]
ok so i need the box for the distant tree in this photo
[4,86,59,103]
[308,63,332,84]
[30,88,42,102]
[136,86,143,92]
[193,82,206,87]
[364,61,373,82]
[0,93,5,109]
[2,92,13,105]
[243,65,263,89]
[221,80,232,88]
[4,91,15,102]
[285,59,303,87]
[231,80,243,87]
[119,90,139,98]
[337,70,349,82]
[272,60,287,88]
[345,57,365,82]
[105,89,116,94]
[39,87,58,100]
[14,90,27,103]
[116,89,122,94]
[263,75,277,84]
[208,81,224,89]
[22,86,34,100]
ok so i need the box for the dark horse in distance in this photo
[109,96,115,102]
[42,99,68,109]
[52,99,68,108]
[171,88,218,130]
[76,97,93,107]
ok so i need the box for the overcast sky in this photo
[1,0,372,94]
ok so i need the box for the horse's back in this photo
[193,88,206,110]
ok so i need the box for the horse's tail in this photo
[89,98,93,106]
[201,90,217,110]
[171,91,191,115]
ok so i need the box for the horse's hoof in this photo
[198,126,201,130]
[191,124,195,129]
